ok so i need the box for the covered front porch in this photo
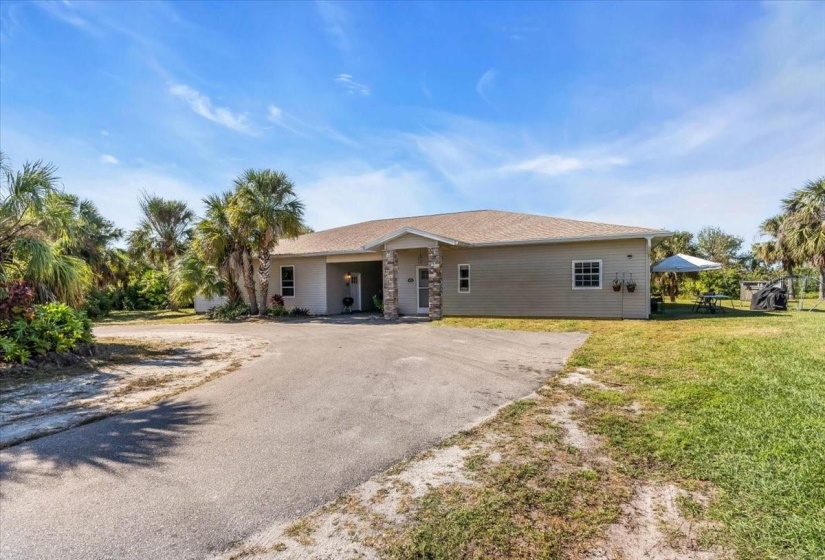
[380,244,444,321]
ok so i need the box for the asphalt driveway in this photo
[0,320,586,560]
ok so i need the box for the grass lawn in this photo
[413,304,825,560]
[94,308,207,325]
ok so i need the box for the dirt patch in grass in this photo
[218,364,725,560]
[0,334,267,447]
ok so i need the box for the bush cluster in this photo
[207,300,251,321]
[1,298,93,364]
[83,269,171,319]
[265,305,311,318]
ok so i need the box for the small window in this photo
[458,264,470,293]
[281,265,295,297]
[572,260,602,289]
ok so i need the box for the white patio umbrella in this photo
[651,253,722,273]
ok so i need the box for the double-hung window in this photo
[458,264,470,293]
[572,260,602,289]
[281,265,295,297]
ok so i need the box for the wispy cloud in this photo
[99,154,119,165]
[36,1,97,33]
[500,154,628,176]
[169,84,254,134]
[335,74,370,95]
[265,102,357,146]
[475,69,496,105]
[315,1,350,53]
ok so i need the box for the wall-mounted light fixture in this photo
[344,272,352,283]
[627,254,633,259]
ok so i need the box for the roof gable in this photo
[361,227,463,250]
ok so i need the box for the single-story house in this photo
[256,210,671,319]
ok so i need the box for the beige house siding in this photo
[266,256,328,314]
[386,233,438,251]
[441,239,649,319]
[326,261,382,313]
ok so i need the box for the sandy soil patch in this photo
[216,443,480,560]
[0,334,267,448]
[217,367,727,560]
[585,482,730,560]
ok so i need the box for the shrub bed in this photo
[1,281,94,364]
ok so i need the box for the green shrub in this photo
[264,305,311,318]
[373,292,384,312]
[207,300,250,321]
[266,305,289,317]
[0,302,93,364]
[122,269,168,310]
[83,287,118,318]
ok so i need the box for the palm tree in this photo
[650,231,696,302]
[781,178,825,299]
[759,215,797,298]
[0,155,92,306]
[230,169,305,314]
[127,192,194,310]
[181,192,244,305]
[169,251,225,308]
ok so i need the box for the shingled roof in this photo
[271,210,669,256]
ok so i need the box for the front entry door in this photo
[350,273,361,311]
[416,266,429,314]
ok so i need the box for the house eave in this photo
[469,230,674,248]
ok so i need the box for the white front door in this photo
[350,272,361,311]
[416,266,429,314]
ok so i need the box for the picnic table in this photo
[692,294,735,313]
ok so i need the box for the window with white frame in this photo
[572,260,602,289]
[281,265,295,297]
[458,264,470,293]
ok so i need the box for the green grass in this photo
[439,304,825,559]
[94,308,206,325]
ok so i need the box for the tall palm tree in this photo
[230,169,305,314]
[185,192,243,305]
[759,215,797,298]
[127,192,194,309]
[0,154,92,306]
[781,178,825,299]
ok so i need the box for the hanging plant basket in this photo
[612,280,622,292]
[626,274,636,292]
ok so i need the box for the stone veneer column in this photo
[382,249,399,320]
[428,246,443,320]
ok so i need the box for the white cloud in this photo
[335,74,370,95]
[315,1,350,53]
[100,129,110,137]
[500,154,628,176]
[300,165,436,231]
[99,153,119,165]
[169,84,254,134]
[267,105,283,123]
[475,69,496,105]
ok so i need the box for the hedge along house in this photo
[263,210,671,320]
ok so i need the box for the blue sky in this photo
[1,1,824,244]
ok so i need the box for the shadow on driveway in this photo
[0,399,211,492]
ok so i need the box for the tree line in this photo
[651,178,825,301]
[1,152,307,321]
